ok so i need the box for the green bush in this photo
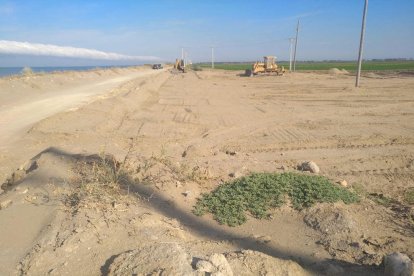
[193,172,359,226]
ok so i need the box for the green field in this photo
[197,61,414,71]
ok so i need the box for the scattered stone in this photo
[384,252,413,276]
[23,160,38,173]
[182,191,191,197]
[195,253,233,276]
[182,145,196,158]
[176,180,183,188]
[253,235,272,244]
[225,150,237,156]
[338,180,348,187]
[299,161,320,174]
[229,171,242,178]
[196,260,215,273]
[0,200,13,210]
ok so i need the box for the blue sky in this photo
[0,0,413,66]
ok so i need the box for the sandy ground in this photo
[0,67,413,275]
[0,66,163,148]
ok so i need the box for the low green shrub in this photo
[193,172,359,226]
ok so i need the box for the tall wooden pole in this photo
[293,19,300,72]
[211,47,214,69]
[356,0,369,87]
[289,38,295,72]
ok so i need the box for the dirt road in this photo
[0,67,163,148]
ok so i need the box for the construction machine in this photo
[245,56,285,77]
[174,59,186,73]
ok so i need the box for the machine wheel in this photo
[245,69,253,77]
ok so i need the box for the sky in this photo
[0,0,413,66]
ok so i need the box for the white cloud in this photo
[0,40,160,61]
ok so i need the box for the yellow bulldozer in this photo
[245,56,285,77]
[174,59,186,73]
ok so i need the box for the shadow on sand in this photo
[3,147,383,276]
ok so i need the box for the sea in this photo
[0,65,135,78]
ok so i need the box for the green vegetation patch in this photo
[197,61,414,71]
[404,188,414,205]
[193,172,359,226]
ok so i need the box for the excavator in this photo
[174,59,186,73]
[245,56,285,77]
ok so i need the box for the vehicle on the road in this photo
[174,59,186,73]
[152,64,163,69]
[245,56,285,76]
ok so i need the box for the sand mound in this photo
[366,72,381,78]
[107,246,311,276]
[225,250,311,276]
[329,68,349,75]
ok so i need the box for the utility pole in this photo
[211,47,215,69]
[181,47,184,60]
[293,19,300,72]
[289,38,295,72]
[356,0,369,87]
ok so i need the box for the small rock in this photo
[338,180,348,187]
[299,161,320,174]
[24,160,38,173]
[225,150,237,156]
[176,181,183,188]
[196,253,233,276]
[229,171,243,178]
[196,260,215,272]
[182,191,191,197]
[384,252,413,276]
[254,235,272,244]
[0,200,13,210]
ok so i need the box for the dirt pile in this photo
[329,68,349,75]
[225,250,311,276]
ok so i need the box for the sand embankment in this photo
[0,67,163,148]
